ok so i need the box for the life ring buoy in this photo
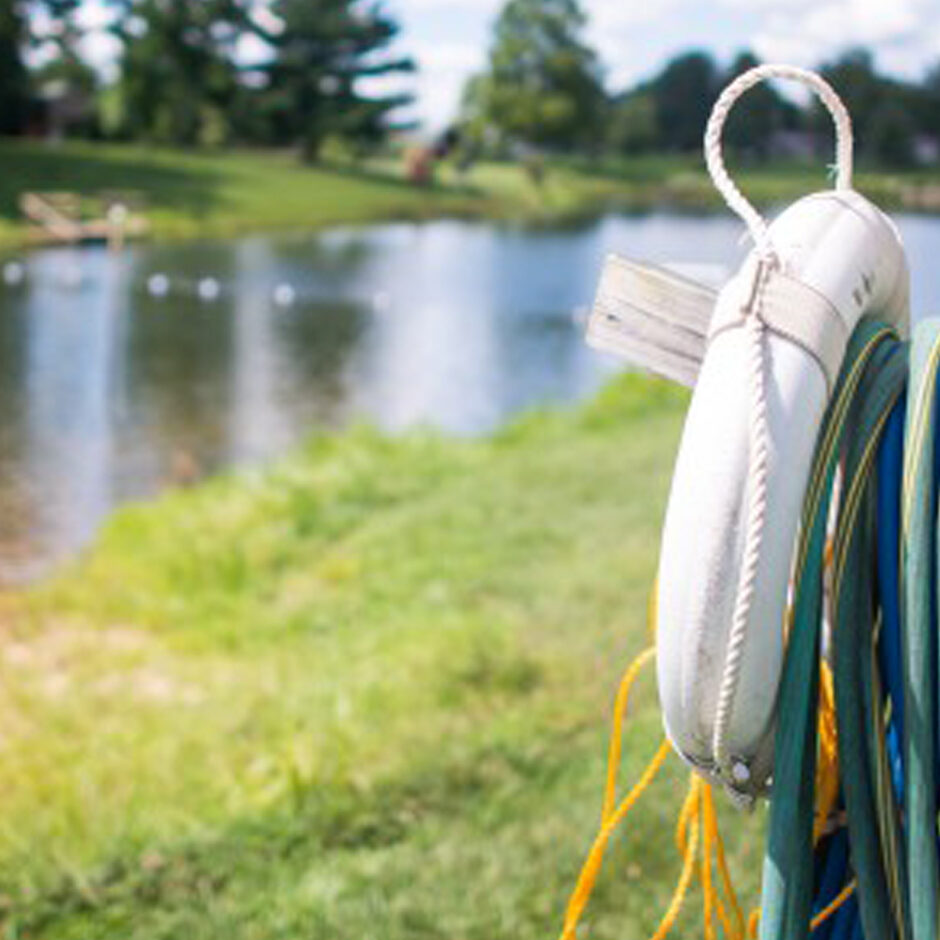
[655,65,910,802]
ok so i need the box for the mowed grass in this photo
[0,374,767,939]
[0,137,936,249]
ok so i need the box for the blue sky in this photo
[71,0,940,131]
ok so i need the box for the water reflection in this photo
[0,212,938,582]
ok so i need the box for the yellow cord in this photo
[602,647,657,823]
[558,634,665,940]
[705,784,746,939]
[702,785,717,940]
[746,878,856,936]
[559,737,671,939]
[814,661,840,843]
[810,879,856,930]
[649,775,702,940]
[560,578,748,940]
[559,657,747,940]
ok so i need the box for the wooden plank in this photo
[586,254,718,388]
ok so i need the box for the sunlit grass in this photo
[0,138,935,252]
[0,374,768,938]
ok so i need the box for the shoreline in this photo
[0,140,937,252]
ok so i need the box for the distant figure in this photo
[170,450,201,487]
[522,153,546,188]
[433,127,461,160]
[404,146,434,186]
[108,203,129,252]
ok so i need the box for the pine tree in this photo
[107,0,248,145]
[651,51,718,152]
[246,0,414,161]
[721,51,799,159]
[0,0,30,135]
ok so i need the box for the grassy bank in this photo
[0,138,937,249]
[0,374,766,938]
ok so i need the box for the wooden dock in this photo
[20,192,150,247]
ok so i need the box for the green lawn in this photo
[0,138,936,249]
[0,374,767,939]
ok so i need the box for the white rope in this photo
[711,270,773,789]
[704,63,854,263]
[704,64,855,790]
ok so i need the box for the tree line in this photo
[2,0,939,167]
[1,0,414,159]
[462,0,940,168]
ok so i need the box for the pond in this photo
[1,211,940,583]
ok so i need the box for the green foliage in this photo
[0,373,767,938]
[721,51,799,159]
[245,0,414,161]
[606,91,658,154]
[464,0,607,152]
[0,0,30,135]
[0,139,933,251]
[105,0,247,145]
[651,50,718,152]
[603,46,940,168]
[819,48,932,168]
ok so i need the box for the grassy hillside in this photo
[0,374,767,939]
[0,138,936,249]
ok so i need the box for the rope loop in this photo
[704,64,854,263]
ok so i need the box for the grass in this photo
[0,138,937,249]
[0,374,767,938]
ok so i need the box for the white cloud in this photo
[584,0,684,88]
[742,0,939,79]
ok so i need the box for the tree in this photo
[607,88,657,153]
[651,51,718,152]
[818,49,922,168]
[868,99,917,168]
[464,0,606,152]
[31,0,99,137]
[34,0,85,70]
[106,0,248,145]
[924,60,940,144]
[721,51,799,159]
[245,0,415,162]
[0,0,30,135]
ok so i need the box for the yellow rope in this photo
[814,662,840,844]
[747,907,761,938]
[650,776,703,940]
[702,786,717,940]
[560,578,748,940]
[810,879,856,930]
[676,774,700,855]
[603,647,657,823]
[559,737,671,939]
[746,879,856,937]
[705,783,746,939]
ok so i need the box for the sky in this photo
[69,0,940,132]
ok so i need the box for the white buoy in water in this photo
[147,273,170,298]
[197,278,221,302]
[2,261,24,286]
[273,283,296,308]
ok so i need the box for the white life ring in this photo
[655,65,910,802]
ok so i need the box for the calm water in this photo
[1,212,940,583]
